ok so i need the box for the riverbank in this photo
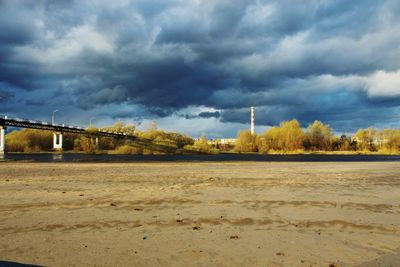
[1,153,400,163]
[0,162,399,266]
[3,149,400,156]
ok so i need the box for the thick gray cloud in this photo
[1,0,400,136]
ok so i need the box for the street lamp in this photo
[52,110,59,125]
[89,117,94,128]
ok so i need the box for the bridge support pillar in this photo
[95,137,99,146]
[0,126,5,154]
[53,132,63,150]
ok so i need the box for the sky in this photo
[1,0,400,138]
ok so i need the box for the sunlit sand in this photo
[0,162,399,266]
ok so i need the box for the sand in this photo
[0,162,399,266]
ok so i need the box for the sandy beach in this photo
[0,162,399,266]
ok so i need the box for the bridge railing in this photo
[0,115,131,137]
[0,114,201,154]
[0,115,85,130]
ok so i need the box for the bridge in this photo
[0,115,179,154]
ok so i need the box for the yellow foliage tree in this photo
[381,129,400,152]
[304,120,333,151]
[5,129,52,152]
[192,135,213,153]
[354,128,376,151]
[259,119,304,153]
[234,130,257,153]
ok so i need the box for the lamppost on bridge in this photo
[52,110,59,125]
[89,117,99,147]
[89,117,94,128]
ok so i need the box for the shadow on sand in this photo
[0,261,42,267]
[356,247,400,267]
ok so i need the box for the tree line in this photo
[5,119,400,154]
[5,122,201,154]
[233,120,400,154]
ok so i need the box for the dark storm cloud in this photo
[198,111,220,119]
[1,0,400,133]
[77,85,129,109]
[0,90,12,103]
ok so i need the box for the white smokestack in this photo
[251,106,255,135]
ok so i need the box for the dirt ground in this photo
[0,162,399,266]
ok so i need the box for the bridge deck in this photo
[0,115,197,154]
[0,116,134,139]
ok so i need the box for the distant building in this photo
[206,138,237,151]
[220,138,237,145]
[207,138,237,145]
[351,136,388,145]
